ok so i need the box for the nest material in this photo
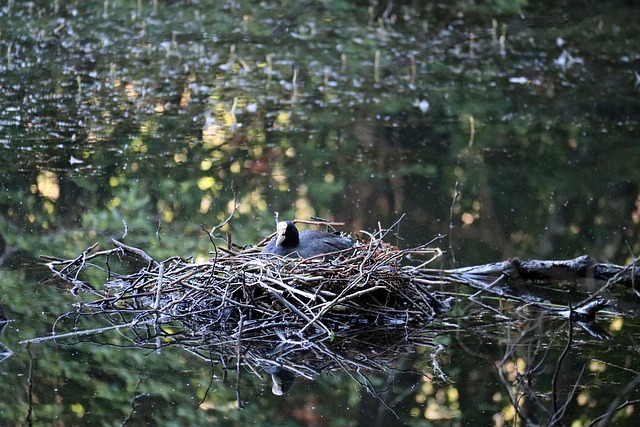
[41,231,448,381]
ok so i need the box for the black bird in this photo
[263,221,353,258]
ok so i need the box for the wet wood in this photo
[450,255,639,287]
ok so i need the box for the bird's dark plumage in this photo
[263,221,353,258]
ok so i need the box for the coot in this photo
[263,221,353,258]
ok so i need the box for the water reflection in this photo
[14,270,637,425]
[13,230,638,424]
[0,301,11,364]
[1,0,640,424]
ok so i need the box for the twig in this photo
[449,181,460,267]
[209,196,238,240]
[120,377,143,426]
[550,314,573,425]
[20,319,154,344]
[197,353,217,409]
[235,311,244,410]
[25,344,34,427]
[589,375,640,426]
[111,239,159,268]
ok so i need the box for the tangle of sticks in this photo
[32,225,448,382]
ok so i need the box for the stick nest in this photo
[43,227,449,380]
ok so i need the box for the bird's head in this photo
[275,221,290,246]
[275,221,299,247]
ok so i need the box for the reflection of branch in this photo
[553,363,586,425]
[496,320,539,424]
[546,311,592,425]
[490,306,602,426]
[198,354,217,407]
[120,377,143,427]
[20,318,152,344]
[26,344,34,426]
[551,316,572,421]
[624,243,639,298]
[431,344,449,382]
[358,373,400,420]
[448,181,461,268]
[589,375,640,426]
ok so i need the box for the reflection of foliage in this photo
[2,0,639,263]
[1,0,640,425]
[25,219,639,424]
[489,308,637,425]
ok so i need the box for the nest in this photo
[39,225,450,391]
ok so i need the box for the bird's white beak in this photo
[275,222,288,246]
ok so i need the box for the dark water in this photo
[1,0,639,425]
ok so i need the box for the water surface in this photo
[1,0,639,425]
